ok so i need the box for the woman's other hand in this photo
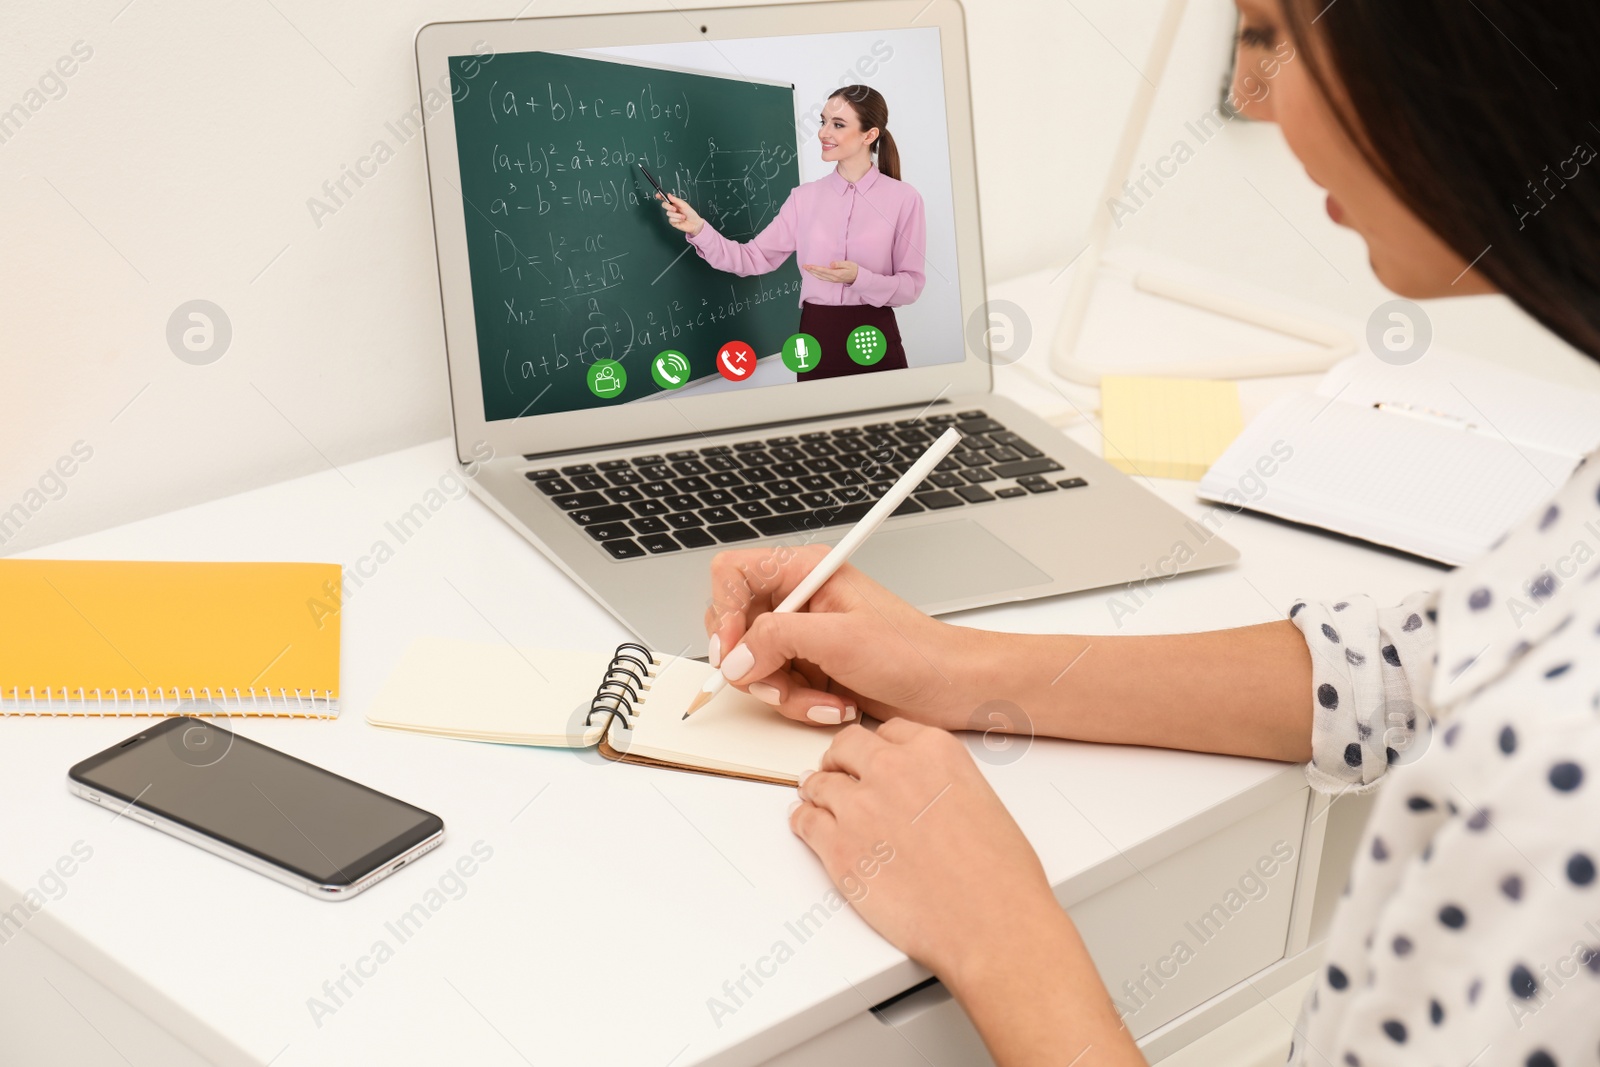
[791,719,1067,980]
[658,192,705,237]
[793,717,1144,1064]
[803,260,859,284]
[705,544,1002,729]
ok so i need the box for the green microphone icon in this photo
[782,332,821,374]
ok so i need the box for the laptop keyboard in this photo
[523,410,1088,560]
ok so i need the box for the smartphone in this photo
[68,718,444,900]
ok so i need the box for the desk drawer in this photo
[0,920,212,1067]
[765,786,1308,1066]
[1074,785,1307,1038]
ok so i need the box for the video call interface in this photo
[447,26,963,421]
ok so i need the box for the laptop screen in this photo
[445,27,963,422]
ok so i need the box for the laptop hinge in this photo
[518,398,957,462]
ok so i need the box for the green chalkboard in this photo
[448,50,804,420]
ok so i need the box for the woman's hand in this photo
[793,720,1147,1066]
[705,544,1007,729]
[792,718,1064,975]
[803,260,859,284]
[657,192,704,237]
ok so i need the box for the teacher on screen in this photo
[657,84,926,379]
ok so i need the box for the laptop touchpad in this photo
[849,519,1052,607]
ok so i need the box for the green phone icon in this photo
[651,349,690,390]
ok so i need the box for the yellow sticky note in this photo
[1100,376,1243,481]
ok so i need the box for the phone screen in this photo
[70,718,442,887]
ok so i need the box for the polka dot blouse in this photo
[1284,457,1600,1066]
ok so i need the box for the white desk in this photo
[0,273,1448,1067]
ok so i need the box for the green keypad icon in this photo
[847,324,887,366]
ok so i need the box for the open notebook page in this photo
[366,637,614,747]
[1316,353,1600,459]
[366,638,839,780]
[1199,392,1575,564]
[621,653,839,780]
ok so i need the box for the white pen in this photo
[1372,400,1479,432]
[683,425,964,719]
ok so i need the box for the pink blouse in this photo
[684,163,927,308]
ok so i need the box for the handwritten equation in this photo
[486,79,691,129]
[450,51,803,415]
[485,132,797,322]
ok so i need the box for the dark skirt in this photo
[795,301,909,380]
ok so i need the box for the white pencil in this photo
[683,425,964,718]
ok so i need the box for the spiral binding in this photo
[584,642,658,735]
[0,684,339,718]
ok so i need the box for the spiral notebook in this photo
[366,636,840,786]
[0,559,341,717]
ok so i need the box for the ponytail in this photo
[874,128,901,182]
[827,84,900,181]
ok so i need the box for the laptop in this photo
[414,1,1236,653]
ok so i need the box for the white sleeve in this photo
[1289,591,1439,794]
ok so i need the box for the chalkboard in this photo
[447,50,804,420]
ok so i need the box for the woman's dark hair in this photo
[828,84,899,181]
[1282,0,1600,359]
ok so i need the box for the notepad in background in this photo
[1100,376,1244,481]
[1198,352,1600,565]
[0,560,341,716]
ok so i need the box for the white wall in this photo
[2,0,1167,554]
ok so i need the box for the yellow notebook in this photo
[0,560,341,717]
[1100,376,1243,481]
